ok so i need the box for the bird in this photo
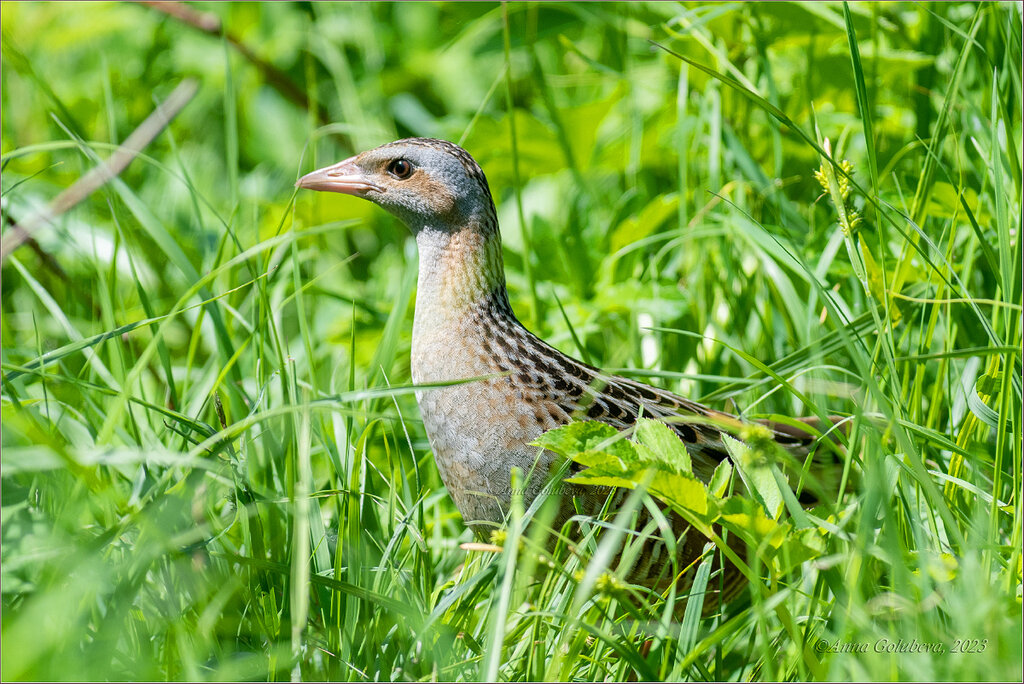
[296,137,844,606]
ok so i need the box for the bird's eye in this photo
[388,159,414,179]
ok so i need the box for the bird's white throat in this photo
[410,224,510,389]
[413,225,506,319]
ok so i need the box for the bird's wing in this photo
[574,372,846,488]
[513,332,845,486]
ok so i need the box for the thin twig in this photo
[136,1,330,125]
[1,79,199,262]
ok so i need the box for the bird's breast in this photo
[410,317,569,528]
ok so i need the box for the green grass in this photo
[2,2,1021,681]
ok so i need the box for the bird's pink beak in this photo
[295,155,384,196]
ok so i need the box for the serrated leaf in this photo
[633,418,692,475]
[533,420,628,458]
[544,421,716,525]
[631,441,663,468]
[721,434,784,519]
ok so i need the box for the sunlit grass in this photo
[2,2,1021,681]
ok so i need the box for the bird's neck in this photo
[411,224,518,385]
[413,224,508,322]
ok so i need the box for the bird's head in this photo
[296,138,498,234]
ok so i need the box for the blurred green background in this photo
[2,2,1020,681]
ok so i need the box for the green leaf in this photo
[570,448,635,471]
[610,193,680,253]
[650,472,710,517]
[633,417,692,475]
[548,420,711,519]
[533,420,624,458]
[843,1,879,197]
[770,527,829,574]
[709,459,734,499]
[565,471,641,491]
[721,434,784,519]
[719,497,790,550]
[926,182,988,221]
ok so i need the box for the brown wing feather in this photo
[499,317,847,497]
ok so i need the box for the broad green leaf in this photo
[720,497,790,549]
[563,92,618,170]
[545,420,714,519]
[633,418,692,475]
[906,551,959,583]
[925,182,989,222]
[722,434,784,519]
[770,527,829,574]
[650,472,709,517]
[533,420,624,458]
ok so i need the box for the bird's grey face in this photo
[296,138,496,232]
